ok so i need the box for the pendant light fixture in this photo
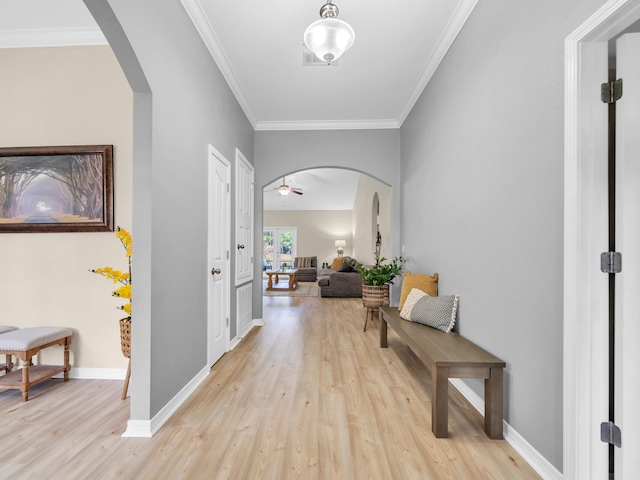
[303,1,355,64]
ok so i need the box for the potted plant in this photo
[90,226,132,399]
[352,253,404,311]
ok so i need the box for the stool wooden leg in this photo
[364,308,370,332]
[122,359,131,400]
[21,358,30,402]
[63,342,70,381]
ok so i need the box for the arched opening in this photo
[372,192,380,256]
[261,167,391,298]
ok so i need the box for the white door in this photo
[208,145,230,367]
[614,32,640,478]
[235,149,254,286]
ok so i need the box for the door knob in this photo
[237,244,245,250]
[211,268,221,275]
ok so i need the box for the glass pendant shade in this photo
[304,18,355,63]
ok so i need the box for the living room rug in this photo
[262,280,319,297]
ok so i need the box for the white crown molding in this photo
[180,0,258,129]
[182,0,476,131]
[0,27,106,49]
[397,0,479,126]
[256,119,400,131]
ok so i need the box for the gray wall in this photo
[87,0,254,419]
[82,0,616,471]
[254,130,401,318]
[400,0,605,471]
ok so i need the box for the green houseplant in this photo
[353,253,404,286]
[351,253,404,331]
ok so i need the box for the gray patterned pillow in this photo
[409,295,458,333]
[399,288,428,319]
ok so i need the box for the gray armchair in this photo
[293,256,317,282]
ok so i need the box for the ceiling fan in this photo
[269,177,303,196]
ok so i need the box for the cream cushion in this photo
[0,327,73,351]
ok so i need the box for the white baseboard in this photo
[228,336,241,350]
[229,320,262,352]
[70,367,127,379]
[51,367,126,380]
[120,420,152,438]
[237,321,254,340]
[122,365,210,438]
[449,379,562,480]
[253,317,264,327]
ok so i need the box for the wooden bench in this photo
[0,326,16,374]
[379,306,505,439]
[0,327,72,401]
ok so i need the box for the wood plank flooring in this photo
[0,296,541,479]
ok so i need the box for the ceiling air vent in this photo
[302,49,338,66]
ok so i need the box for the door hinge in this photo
[226,317,230,327]
[601,251,622,273]
[601,421,622,448]
[601,78,623,104]
[227,183,230,193]
[226,250,229,260]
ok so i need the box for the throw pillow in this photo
[409,295,458,333]
[296,257,312,268]
[337,257,354,272]
[398,271,439,310]
[399,288,429,320]
[331,258,344,270]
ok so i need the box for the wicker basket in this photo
[362,284,390,309]
[119,317,131,359]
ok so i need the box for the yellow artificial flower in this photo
[91,226,133,318]
[113,284,132,299]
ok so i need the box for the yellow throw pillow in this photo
[398,270,439,310]
[331,258,344,270]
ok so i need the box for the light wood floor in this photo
[0,296,541,479]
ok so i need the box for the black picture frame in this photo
[0,145,114,233]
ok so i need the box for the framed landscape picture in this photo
[0,145,114,233]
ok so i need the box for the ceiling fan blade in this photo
[290,189,303,195]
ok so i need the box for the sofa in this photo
[293,256,318,282]
[317,257,362,298]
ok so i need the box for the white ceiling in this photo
[263,168,362,211]
[184,0,477,130]
[0,0,476,209]
[0,0,477,130]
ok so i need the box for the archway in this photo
[260,167,392,298]
[83,0,154,433]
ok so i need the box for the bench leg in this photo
[64,342,71,381]
[379,311,388,348]
[484,367,504,439]
[21,358,31,402]
[431,366,449,438]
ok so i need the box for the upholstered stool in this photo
[0,326,16,374]
[0,327,72,401]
